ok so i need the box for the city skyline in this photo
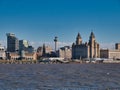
[0,32,117,50]
[0,0,120,49]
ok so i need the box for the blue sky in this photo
[0,0,120,49]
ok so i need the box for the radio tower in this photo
[54,36,58,52]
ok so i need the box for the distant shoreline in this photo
[0,59,120,64]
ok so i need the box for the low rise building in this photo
[37,44,53,59]
[100,43,120,60]
[9,52,20,60]
[6,51,36,60]
[0,44,6,60]
[36,46,43,59]
[115,43,120,50]
[58,46,72,59]
[24,52,36,60]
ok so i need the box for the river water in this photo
[0,63,120,90]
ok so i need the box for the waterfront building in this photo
[6,50,36,60]
[27,46,34,53]
[37,46,43,59]
[19,40,29,51]
[19,40,34,55]
[115,43,120,50]
[88,32,100,58]
[24,52,36,60]
[8,52,20,60]
[43,44,53,55]
[0,44,6,60]
[72,32,100,59]
[37,44,53,59]
[58,46,72,59]
[100,43,120,60]
[6,33,19,52]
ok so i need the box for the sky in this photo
[0,0,120,49]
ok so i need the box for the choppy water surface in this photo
[0,63,120,90]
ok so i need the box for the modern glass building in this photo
[6,33,19,52]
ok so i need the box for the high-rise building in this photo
[6,33,19,52]
[27,46,34,53]
[19,40,29,51]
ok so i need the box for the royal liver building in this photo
[72,32,100,59]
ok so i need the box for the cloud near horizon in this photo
[100,43,115,49]
[0,40,115,50]
[29,41,73,50]
[30,41,115,50]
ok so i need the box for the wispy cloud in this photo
[30,42,115,50]
[58,42,72,47]
[29,41,72,50]
[100,43,115,49]
[0,40,6,47]
[0,40,116,50]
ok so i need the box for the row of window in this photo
[10,58,33,60]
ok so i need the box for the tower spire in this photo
[90,31,95,38]
[76,32,82,45]
[77,32,81,39]
[42,43,46,56]
[54,36,58,52]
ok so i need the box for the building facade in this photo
[9,52,20,60]
[72,32,100,59]
[88,32,100,58]
[58,46,72,59]
[6,33,19,52]
[115,43,120,50]
[27,46,34,53]
[37,46,43,59]
[0,44,6,60]
[23,52,36,60]
[19,40,34,54]
[37,44,53,59]
[19,40,29,51]
[100,43,120,60]
[7,51,36,60]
